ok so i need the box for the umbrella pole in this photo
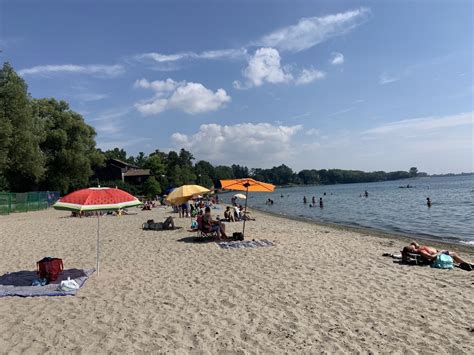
[96,212,100,277]
[242,186,249,238]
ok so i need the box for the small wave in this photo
[460,240,474,246]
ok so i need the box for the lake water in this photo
[229,176,474,245]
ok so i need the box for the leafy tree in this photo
[231,164,249,179]
[0,62,44,191]
[409,167,418,177]
[33,99,103,194]
[270,164,294,185]
[134,152,147,168]
[142,176,161,198]
[195,160,215,188]
[214,165,234,180]
[144,153,166,177]
[298,169,320,185]
[178,148,194,167]
[103,148,130,163]
[99,180,140,196]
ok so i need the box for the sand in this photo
[0,206,473,354]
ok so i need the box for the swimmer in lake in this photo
[319,197,324,208]
[303,196,307,204]
[426,197,432,207]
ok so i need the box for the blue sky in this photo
[2,0,473,173]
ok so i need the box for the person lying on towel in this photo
[402,241,472,270]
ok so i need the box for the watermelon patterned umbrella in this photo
[53,187,142,276]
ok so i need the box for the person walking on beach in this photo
[426,197,432,207]
[319,197,324,208]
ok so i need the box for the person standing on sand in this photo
[426,197,432,207]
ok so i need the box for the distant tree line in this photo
[0,62,426,196]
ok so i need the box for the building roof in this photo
[108,158,139,169]
[123,169,151,177]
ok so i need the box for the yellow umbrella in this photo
[165,185,210,205]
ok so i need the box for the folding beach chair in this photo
[196,215,218,239]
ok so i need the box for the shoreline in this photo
[248,206,474,253]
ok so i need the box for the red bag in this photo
[37,257,64,282]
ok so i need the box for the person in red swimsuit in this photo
[402,241,472,270]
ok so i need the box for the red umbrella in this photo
[53,187,142,276]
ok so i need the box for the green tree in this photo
[102,148,130,163]
[195,160,215,187]
[409,167,418,177]
[142,176,161,198]
[100,180,140,196]
[144,153,166,177]
[33,98,103,194]
[214,165,234,180]
[0,62,44,191]
[298,169,320,185]
[231,164,249,178]
[134,152,147,167]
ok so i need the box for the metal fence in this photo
[0,191,60,215]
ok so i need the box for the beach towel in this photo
[217,239,274,250]
[0,268,94,298]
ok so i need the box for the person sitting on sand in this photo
[402,241,472,270]
[224,206,235,222]
[202,207,227,238]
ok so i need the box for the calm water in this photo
[232,176,474,244]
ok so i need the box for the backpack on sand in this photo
[431,254,454,269]
[37,257,64,282]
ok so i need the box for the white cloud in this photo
[133,8,370,69]
[134,78,231,115]
[74,93,109,102]
[329,107,356,116]
[379,73,400,85]
[330,52,344,65]
[234,47,293,88]
[18,64,124,77]
[235,47,324,88]
[295,68,326,85]
[135,48,247,63]
[305,128,320,136]
[256,8,370,52]
[88,107,133,137]
[171,122,302,166]
[364,112,473,135]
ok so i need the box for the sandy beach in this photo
[0,206,473,354]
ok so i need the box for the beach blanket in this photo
[217,239,274,250]
[0,268,94,298]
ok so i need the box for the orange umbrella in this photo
[220,178,275,237]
